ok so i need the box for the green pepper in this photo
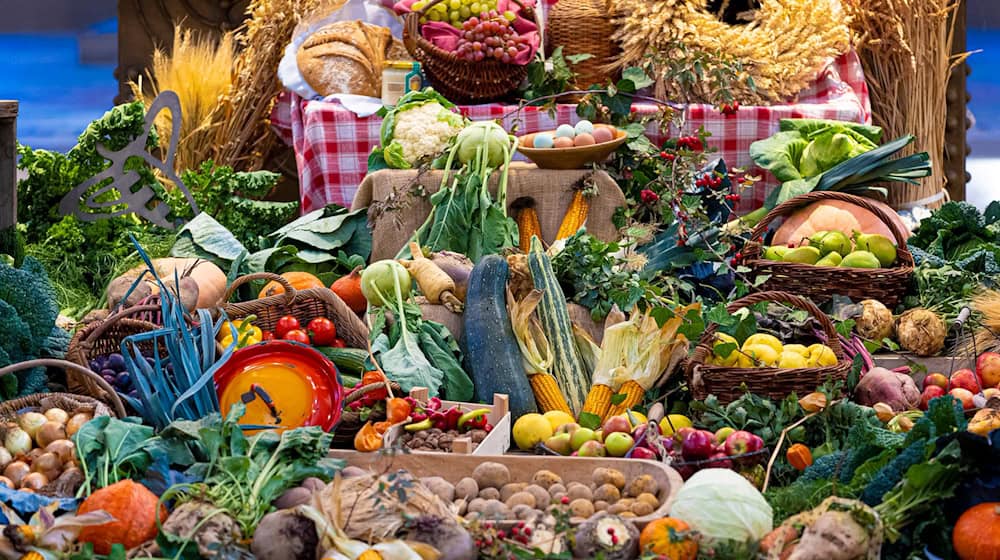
[404,418,433,432]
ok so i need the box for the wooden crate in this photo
[0,101,16,230]
[382,386,511,455]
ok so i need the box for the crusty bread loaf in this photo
[297,20,409,97]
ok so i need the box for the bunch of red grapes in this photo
[454,11,530,63]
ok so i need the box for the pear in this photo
[763,246,790,261]
[852,232,897,267]
[815,251,843,267]
[840,250,881,269]
[808,230,852,257]
[782,246,822,265]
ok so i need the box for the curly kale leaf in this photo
[0,258,61,398]
[860,440,930,506]
[909,201,996,260]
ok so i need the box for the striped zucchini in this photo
[315,347,368,376]
[527,236,590,413]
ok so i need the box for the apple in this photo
[544,433,573,455]
[605,432,635,457]
[578,440,607,457]
[629,446,658,460]
[594,429,604,443]
[922,372,949,391]
[602,415,632,436]
[673,427,696,444]
[555,422,579,435]
[681,430,715,461]
[950,369,983,393]
[977,352,1000,388]
[724,430,762,456]
[949,387,976,410]
[983,387,1000,400]
[707,452,733,469]
[674,464,696,480]
[570,427,597,451]
[714,427,736,445]
[920,385,946,410]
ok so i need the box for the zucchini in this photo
[527,236,590,414]
[462,254,538,418]
[315,347,369,376]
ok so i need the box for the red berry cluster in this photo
[639,189,660,205]
[720,101,740,115]
[659,151,675,161]
[676,135,704,151]
[455,12,530,63]
[724,193,741,202]
[695,174,724,189]
[607,526,620,546]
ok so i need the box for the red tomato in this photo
[275,316,300,339]
[332,338,347,348]
[261,330,275,341]
[283,329,311,344]
[307,318,337,346]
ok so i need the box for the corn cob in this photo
[518,207,542,252]
[529,374,572,413]
[605,380,644,418]
[581,383,613,420]
[556,190,589,240]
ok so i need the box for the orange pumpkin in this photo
[772,199,909,248]
[77,480,167,554]
[953,503,1000,560]
[639,517,698,560]
[331,266,367,313]
[258,272,326,299]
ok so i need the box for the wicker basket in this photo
[685,291,851,404]
[742,191,915,307]
[546,0,618,90]
[331,380,403,447]
[222,273,369,349]
[403,0,538,103]
[0,359,125,418]
[66,305,161,403]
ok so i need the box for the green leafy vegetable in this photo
[0,257,63,397]
[520,47,594,100]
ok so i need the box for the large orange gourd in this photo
[77,480,167,554]
[639,517,698,559]
[772,199,909,248]
[258,271,326,298]
[953,503,1000,560]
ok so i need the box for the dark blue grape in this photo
[116,372,131,388]
[102,374,116,384]
[88,360,101,372]
[107,353,126,371]
[100,368,116,378]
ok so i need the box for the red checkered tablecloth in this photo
[272,51,871,213]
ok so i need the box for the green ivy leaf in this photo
[578,412,602,430]
[610,393,628,406]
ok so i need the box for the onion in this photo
[0,476,13,488]
[32,452,61,476]
[0,447,12,470]
[26,448,43,463]
[4,461,29,486]
[45,440,75,464]
[44,408,69,425]
[66,413,92,437]
[4,428,32,456]
[18,412,46,440]
[20,472,48,491]
[36,422,66,449]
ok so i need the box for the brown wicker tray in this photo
[685,291,851,404]
[742,191,914,307]
[0,359,126,418]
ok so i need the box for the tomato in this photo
[261,330,275,341]
[307,318,337,346]
[275,316,300,339]
[283,329,311,344]
[331,338,347,348]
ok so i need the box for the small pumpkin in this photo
[786,443,813,471]
[953,502,1000,560]
[331,266,367,313]
[639,517,697,560]
[772,198,909,248]
[114,257,227,310]
[258,272,325,299]
[76,480,167,554]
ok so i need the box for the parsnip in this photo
[400,242,464,313]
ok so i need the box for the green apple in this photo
[570,427,597,451]
[578,440,607,457]
[604,432,634,457]
[714,427,736,445]
[544,433,573,455]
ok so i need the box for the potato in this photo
[568,499,595,519]
[636,493,660,508]
[626,475,659,498]
[342,466,368,478]
[567,484,593,502]
[479,487,500,500]
[421,476,455,503]
[547,483,567,498]
[620,511,637,518]
[273,487,312,509]
[505,491,536,509]
[473,462,511,490]
[455,477,479,500]
[523,484,550,508]
[301,477,326,492]
[512,504,535,520]
[480,499,508,520]
[594,500,609,511]
[467,498,487,513]
[630,502,654,516]
[593,483,621,503]
[531,470,563,489]
[592,467,626,490]
[607,503,629,515]
[500,482,528,502]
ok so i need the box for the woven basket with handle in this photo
[685,291,851,404]
[546,0,618,91]
[65,305,161,403]
[0,359,126,418]
[331,379,403,447]
[222,273,369,349]
[742,191,914,307]
[403,0,538,103]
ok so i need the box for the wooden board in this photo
[382,387,511,455]
[329,450,684,528]
[0,101,17,230]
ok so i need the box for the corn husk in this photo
[507,288,554,376]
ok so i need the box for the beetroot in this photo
[854,367,921,412]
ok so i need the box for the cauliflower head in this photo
[389,102,464,165]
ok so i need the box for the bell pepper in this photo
[219,319,263,349]
[458,408,490,431]
[354,421,383,452]
[404,418,433,432]
[361,370,389,400]
[386,398,412,424]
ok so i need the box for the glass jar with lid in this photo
[382,61,423,105]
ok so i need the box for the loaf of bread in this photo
[297,20,410,98]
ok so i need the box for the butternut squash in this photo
[772,199,908,247]
[112,257,227,310]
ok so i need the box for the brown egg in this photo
[520,134,535,147]
[553,136,575,149]
[592,127,615,144]
[573,133,596,147]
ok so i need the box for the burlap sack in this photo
[352,164,627,261]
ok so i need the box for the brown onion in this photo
[0,447,12,470]
[20,472,47,490]
[25,448,43,463]
[45,440,75,464]
[31,452,61,476]
[4,461,29,486]
[36,422,66,449]
[0,476,13,488]
[43,408,69,425]
[66,413,92,437]
[18,412,46,440]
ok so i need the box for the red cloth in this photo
[271,51,871,214]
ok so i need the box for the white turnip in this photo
[855,367,920,412]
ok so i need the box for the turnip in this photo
[360,260,411,307]
[896,308,947,356]
[403,515,477,560]
[854,367,920,412]
[252,509,320,560]
[455,122,514,167]
[787,510,870,560]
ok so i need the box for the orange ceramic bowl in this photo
[516,126,628,169]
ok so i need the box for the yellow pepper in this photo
[218,319,263,349]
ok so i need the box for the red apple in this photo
[673,426,695,444]
[977,352,1000,388]
[920,385,946,410]
[724,430,762,456]
[629,446,658,460]
[714,427,736,444]
[707,452,733,469]
[602,415,632,436]
[949,387,976,410]
[681,430,715,460]
[922,372,949,391]
[950,369,983,393]
[578,440,607,457]
[632,422,662,442]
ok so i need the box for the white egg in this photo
[574,120,594,136]
[554,124,576,138]
[533,133,555,149]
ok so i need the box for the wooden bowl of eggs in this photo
[517,121,627,170]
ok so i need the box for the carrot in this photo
[400,242,464,312]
